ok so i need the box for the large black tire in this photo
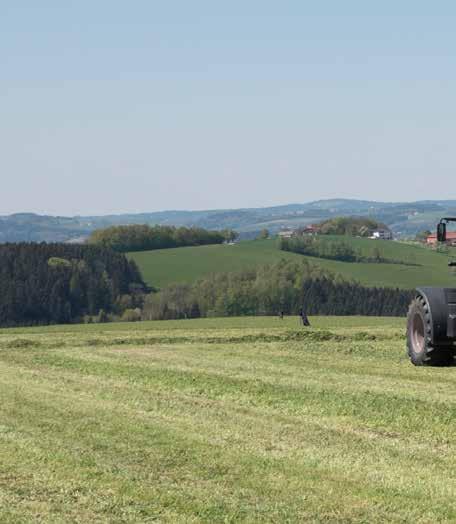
[406,296,454,366]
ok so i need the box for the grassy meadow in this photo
[2,316,456,522]
[128,238,456,290]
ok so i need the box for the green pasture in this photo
[129,238,456,290]
[2,316,456,522]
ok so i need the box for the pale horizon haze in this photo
[1,2,455,216]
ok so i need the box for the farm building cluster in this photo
[277,226,393,240]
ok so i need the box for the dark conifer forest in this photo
[0,244,146,327]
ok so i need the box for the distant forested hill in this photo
[1,199,456,243]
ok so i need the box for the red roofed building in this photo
[427,232,456,246]
[303,224,319,234]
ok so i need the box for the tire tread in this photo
[406,296,454,366]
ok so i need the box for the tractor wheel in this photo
[406,296,454,366]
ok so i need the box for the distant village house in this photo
[370,229,393,240]
[427,232,456,246]
[302,224,319,234]
[277,229,294,239]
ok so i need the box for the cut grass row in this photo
[1,316,456,522]
[1,315,405,335]
[128,238,456,290]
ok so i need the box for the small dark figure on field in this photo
[279,311,284,320]
[299,308,310,327]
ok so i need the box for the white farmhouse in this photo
[370,229,393,240]
[277,229,294,239]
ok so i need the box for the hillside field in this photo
[2,316,456,522]
[129,237,456,290]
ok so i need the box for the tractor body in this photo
[414,287,456,343]
[407,218,456,365]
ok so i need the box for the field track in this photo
[1,316,456,522]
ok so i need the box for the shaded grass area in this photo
[1,316,456,522]
[128,238,456,290]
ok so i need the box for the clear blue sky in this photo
[1,1,455,215]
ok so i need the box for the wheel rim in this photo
[411,313,425,354]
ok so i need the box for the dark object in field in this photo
[279,311,284,320]
[406,217,456,366]
[299,308,310,327]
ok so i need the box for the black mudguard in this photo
[416,287,456,345]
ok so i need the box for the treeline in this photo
[142,259,413,320]
[316,217,389,237]
[0,244,147,327]
[88,224,237,252]
[280,236,414,265]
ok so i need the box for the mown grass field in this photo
[2,316,456,522]
[128,238,456,290]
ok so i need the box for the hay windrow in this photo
[0,328,402,351]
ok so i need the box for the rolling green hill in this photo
[128,237,456,290]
